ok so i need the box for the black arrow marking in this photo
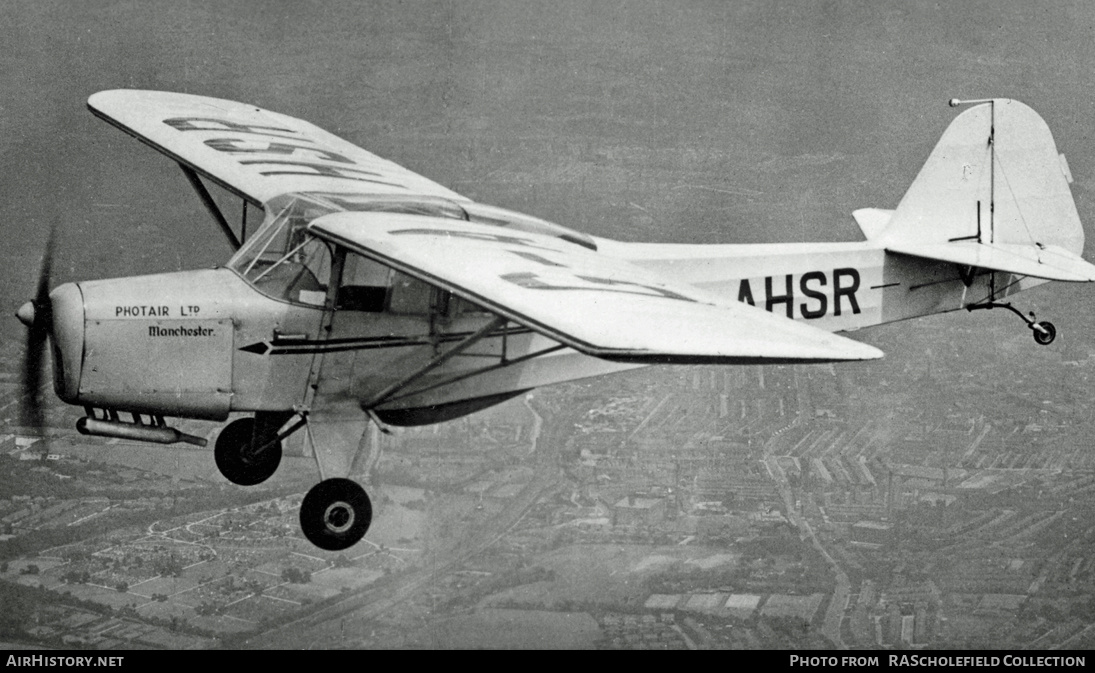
[238,326,533,356]
[240,341,271,355]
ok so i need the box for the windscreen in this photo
[229,196,336,306]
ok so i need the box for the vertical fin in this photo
[880,99,1083,256]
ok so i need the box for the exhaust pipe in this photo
[76,416,208,447]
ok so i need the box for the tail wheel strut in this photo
[967,301,1056,346]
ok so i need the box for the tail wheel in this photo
[1032,321,1056,346]
[214,417,282,486]
[300,478,372,551]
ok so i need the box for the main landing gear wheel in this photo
[1032,321,1056,346]
[214,417,282,486]
[300,478,373,551]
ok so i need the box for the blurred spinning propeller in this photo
[16,226,56,433]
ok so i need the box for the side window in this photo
[336,252,434,315]
[388,271,434,314]
[449,295,488,316]
[337,253,391,312]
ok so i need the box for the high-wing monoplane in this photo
[16,92,1094,550]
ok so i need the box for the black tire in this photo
[299,478,373,551]
[1033,321,1056,346]
[214,417,282,486]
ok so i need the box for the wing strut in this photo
[363,316,508,411]
[179,165,242,251]
[378,343,567,408]
[240,199,248,243]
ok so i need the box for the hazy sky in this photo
[3,1,1094,342]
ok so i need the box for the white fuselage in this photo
[603,237,1043,331]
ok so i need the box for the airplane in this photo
[14,91,1094,551]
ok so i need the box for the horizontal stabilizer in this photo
[311,212,885,365]
[886,240,1095,282]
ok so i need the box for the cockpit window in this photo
[248,233,331,306]
[230,199,334,306]
[318,193,468,220]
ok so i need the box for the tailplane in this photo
[873,98,1095,282]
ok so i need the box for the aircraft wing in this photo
[886,241,1095,282]
[87,89,468,205]
[310,213,883,364]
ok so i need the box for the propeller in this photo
[16,226,56,433]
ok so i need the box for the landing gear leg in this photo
[293,409,379,550]
[214,412,291,486]
[966,302,1057,346]
[300,478,373,550]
